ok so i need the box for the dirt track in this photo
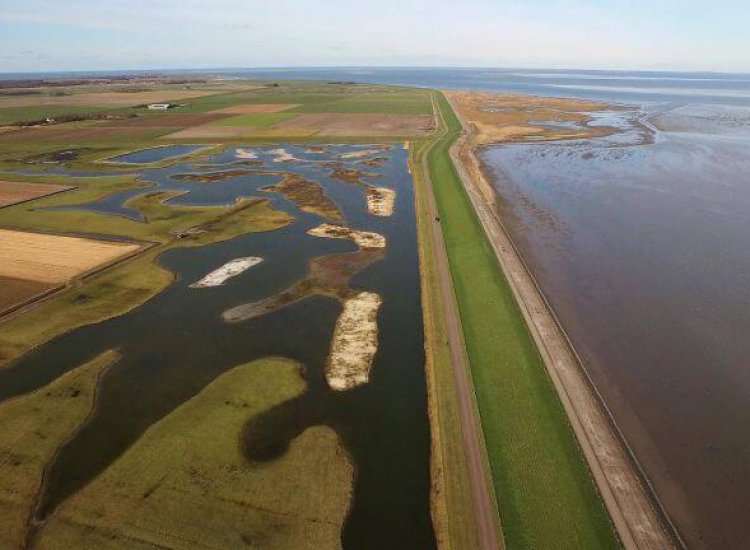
[446,93,680,550]
[421,97,503,550]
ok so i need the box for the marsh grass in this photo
[37,358,353,550]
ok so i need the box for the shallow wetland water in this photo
[483,105,750,548]
[0,144,435,548]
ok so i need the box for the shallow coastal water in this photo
[0,144,435,548]
[482,107,750,548]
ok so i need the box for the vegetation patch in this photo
[36,358,353,550]
[0,350,117,548]
[223,247,383,323]
[262,174,343,222]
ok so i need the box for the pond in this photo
[0,144,435,549]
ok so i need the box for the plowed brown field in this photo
[209,103,299,114]
[0,181,73,208]
[0,274,57,315]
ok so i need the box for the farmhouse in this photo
[147,103,174,110]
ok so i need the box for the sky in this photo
[1,0,749,73]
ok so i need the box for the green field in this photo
[0,350,117,548]
[426,92,619,549]
[37,358,353,549]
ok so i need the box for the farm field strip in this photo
[0,229,142,284]
[0,180,74,208]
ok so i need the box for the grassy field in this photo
[409,111,482,549]
[0,82,434,165]
[216,112,296,127]
[0,350,117,548]
[427,92,619,549]
[36,358,353,549]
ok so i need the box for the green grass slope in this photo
[427,92,619,549]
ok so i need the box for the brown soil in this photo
[262,174,343,222]
[0,89,219,109]
[0,181,74,208]
[323,162,374,185]
[100,113,228,128]
[161,125,316,139]
[0,275,57,316]
[271,113,435,137]
[0,229,141,284]
[358,157,389,168]
[173,169,255,183]
[0,125,162,144]
[446,90,615,145]
[223,247,384,323]
[208,103,300,114]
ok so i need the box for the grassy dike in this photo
[421,92,619,549]
[410,118,482,548]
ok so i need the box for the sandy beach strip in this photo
[366,187,396,217]
[325,291,382,391]
[307,223,386,249]
[190,257,263,288]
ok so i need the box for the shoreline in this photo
[445,92,681,549]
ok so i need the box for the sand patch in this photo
[190,257,263,288]
[326,291,382,391]
[269,148,297,163]
[307,223,385,249]
[208,103,299,115]
[366,187,396,217]
[339,149,382,159]
[234,148,257,159]
[446,90,614,144]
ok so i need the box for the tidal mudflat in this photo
[0,143,434,548]
[482,104,750,548]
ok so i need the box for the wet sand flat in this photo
[482,104,750,548]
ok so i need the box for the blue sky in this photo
[1,0,749,73]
